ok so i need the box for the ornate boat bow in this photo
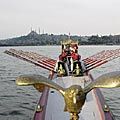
[16,71,120,120]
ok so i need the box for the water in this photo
[0,45,120,120]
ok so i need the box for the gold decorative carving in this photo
[16,71,120,120]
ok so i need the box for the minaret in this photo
[38,28,40,35]
[31,27,33,32]
[42,29,44,34]
[68,32,71,39]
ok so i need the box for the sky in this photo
[0,0,120,39]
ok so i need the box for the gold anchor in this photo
[16,71,120,120]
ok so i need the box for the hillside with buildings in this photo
[0,31,120,46]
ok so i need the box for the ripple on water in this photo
[0,46,120,120]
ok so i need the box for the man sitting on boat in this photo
[69,43,84,76]
[57,49,70,76]
[54,39,84,76]
[70,48,83,76]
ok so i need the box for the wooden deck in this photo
[45,76,103,120]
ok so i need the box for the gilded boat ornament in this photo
[36,104,43,112]
[16,71,120,120]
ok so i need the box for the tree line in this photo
[0,31,120,46]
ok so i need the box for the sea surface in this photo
[0,45,120,120]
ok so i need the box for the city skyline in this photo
[0,0,120,39]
